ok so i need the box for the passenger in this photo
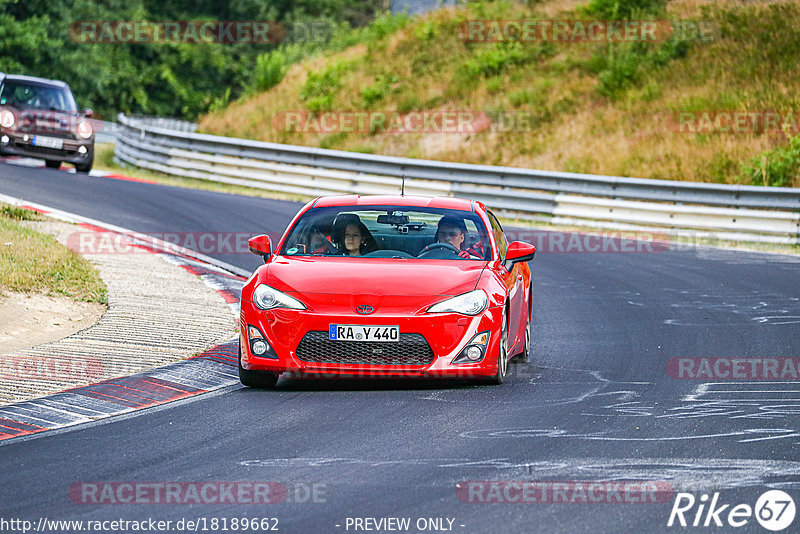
[332,214,378,256]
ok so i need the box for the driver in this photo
[433,216,481,259]
[39,91,57,109]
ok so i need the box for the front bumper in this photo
[0,130,93,164]
[239,299,503,379]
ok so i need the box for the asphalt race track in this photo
[1,162,800,533]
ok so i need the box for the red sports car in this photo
[239,195,535,387]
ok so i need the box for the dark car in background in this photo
[0,74,94,172]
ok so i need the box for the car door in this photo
[487,211,522,350]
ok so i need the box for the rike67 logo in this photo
[668,490,796,531]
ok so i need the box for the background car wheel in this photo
[74,155,93,173]
[44,160,60,169]
[238,346,279,388]
[485,309,508,385]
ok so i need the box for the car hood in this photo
[264,257,487,297]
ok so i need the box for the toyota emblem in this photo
[356,305,374,315]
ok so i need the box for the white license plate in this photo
[32,136,63,149]
[329,324,399,342]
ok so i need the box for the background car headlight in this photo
[76,120,93,139]
[253,284,306,310]
[427,290,487,315]
[0,110,15,129]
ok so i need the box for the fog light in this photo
[78,145,87,155]
[22,135,29,142]
[452,331,491,364]
[252,340,268,355]
[0,135,8,145]
[466,346,483,361]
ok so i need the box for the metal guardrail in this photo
[115,113,800,244]
[92,118,196,145]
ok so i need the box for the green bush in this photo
[508,89,540,107]
[413,19,439,41]
[580,0,667,19]
[590,31,691,97]
[251,50,288,93]
[397,94,421,113]
[300,59,354,112]
[743,133,800,187]
[360,73,398,108]
[460,42,527,78]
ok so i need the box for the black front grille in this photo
[296,331,434,366]
[18,127,76,140]
[24,145,74,156]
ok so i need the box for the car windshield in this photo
[281,205,492,260]
[0,81,78,112]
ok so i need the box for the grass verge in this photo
[0,204,108,303]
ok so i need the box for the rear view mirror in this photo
[248,234,272,262]
[377,214,409,225]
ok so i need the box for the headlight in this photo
[427,289,487,315]
[253,284,306,310]
[0,110,14,129]
[76,120,93,139]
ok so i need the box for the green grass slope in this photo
[199,0,800,187]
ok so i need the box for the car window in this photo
[0,81,78,113]
[280,205,491,260]
[487,211,508,262]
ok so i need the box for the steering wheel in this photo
[417,242,461,258]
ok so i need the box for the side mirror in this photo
[504,241,536,270]
[249,234,272,262]
[83,108,94,118]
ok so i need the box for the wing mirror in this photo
[249,234,272,262]
[83,108,94,118]
[504,241,536,270]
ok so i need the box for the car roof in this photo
[312,195,477,212]
[1,74,69,89]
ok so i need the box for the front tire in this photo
[238,346,279,388]
[512,323,530,363]
[75,156,93,173]
[485,309,508,385]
